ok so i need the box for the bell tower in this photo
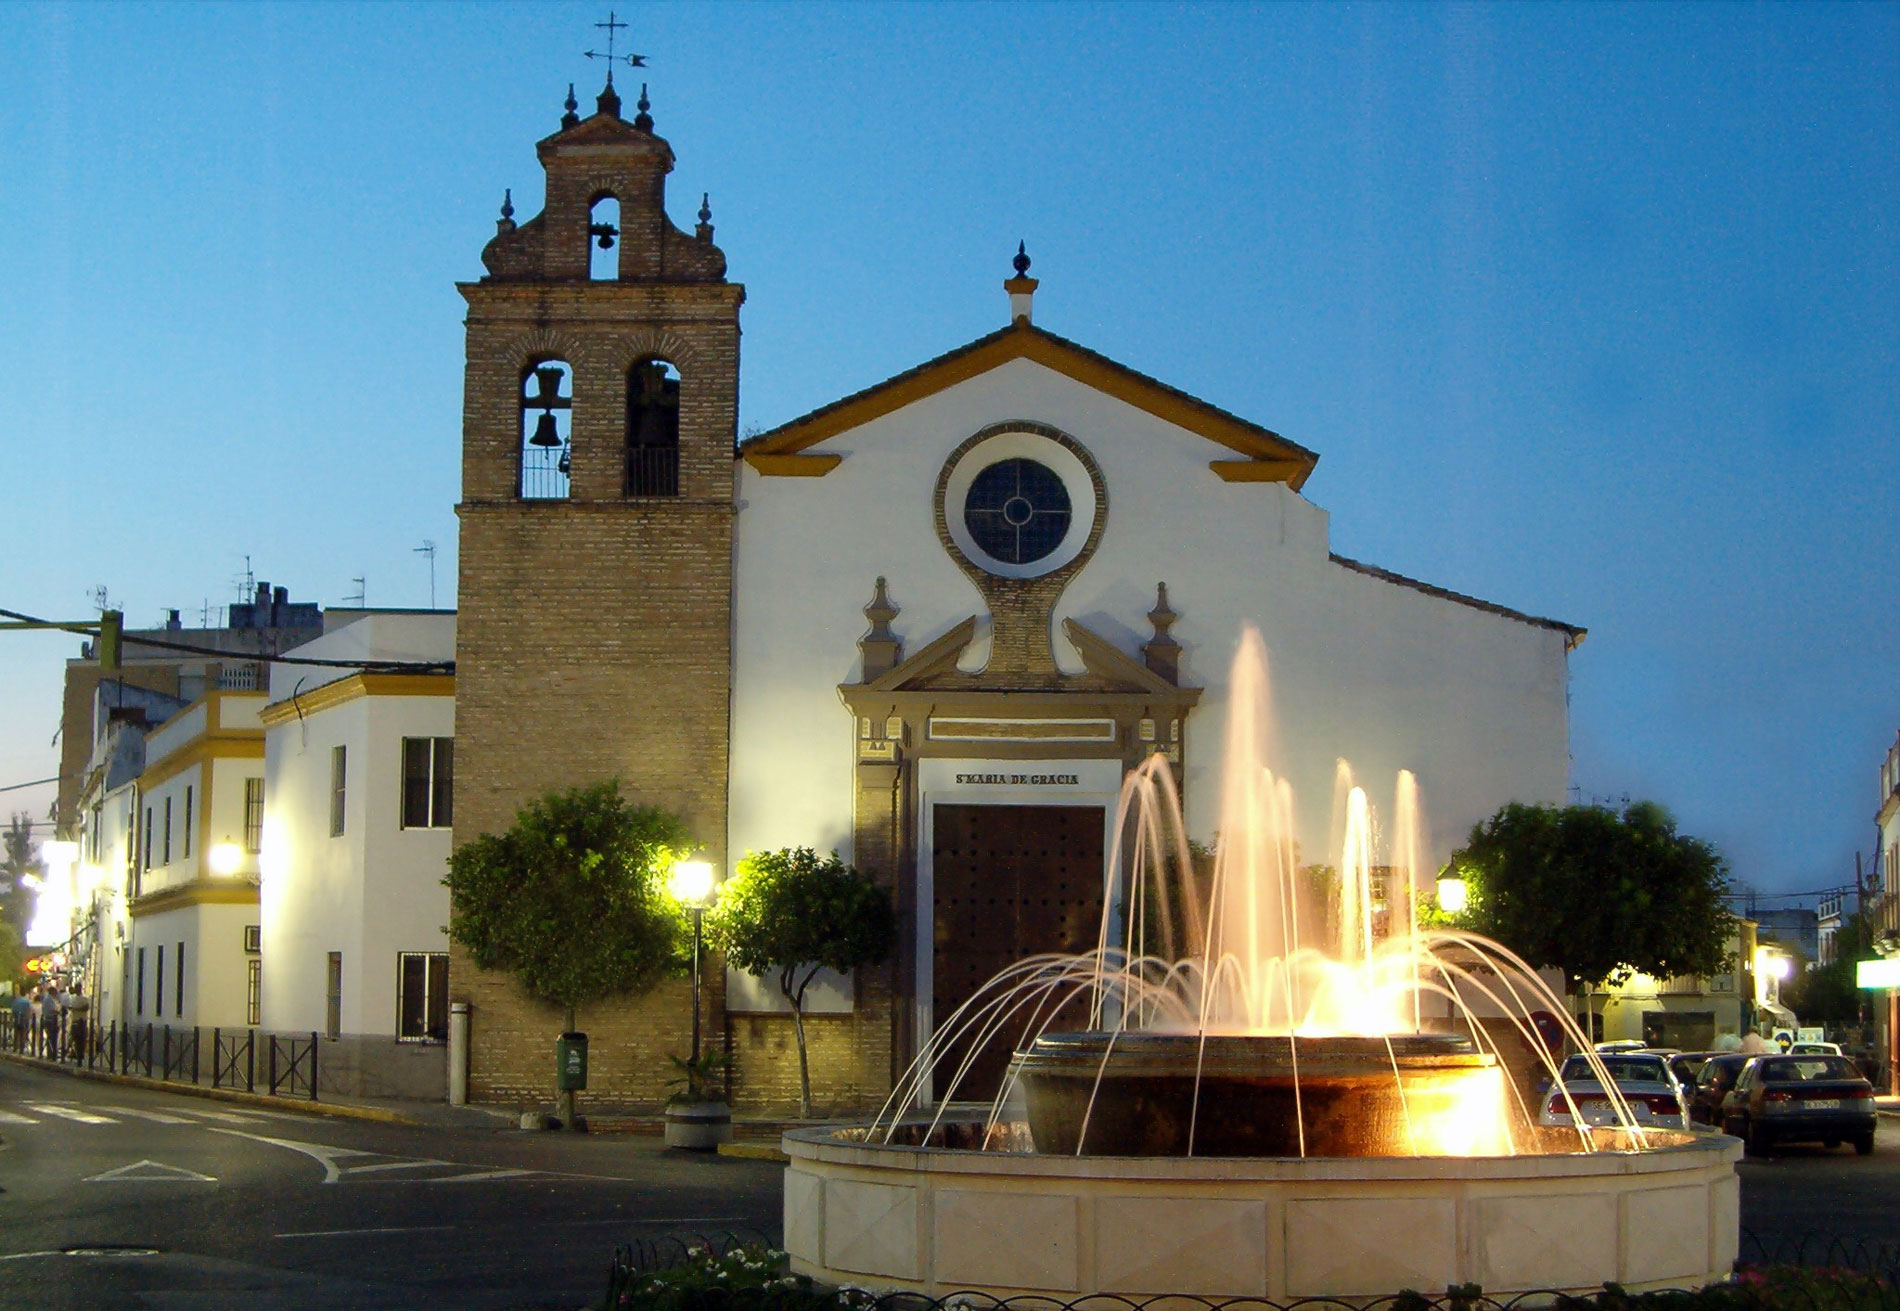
[452,78,742,1103]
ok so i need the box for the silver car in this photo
[1538,1052,1691,1130]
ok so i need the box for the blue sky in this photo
[4,2,1896,901]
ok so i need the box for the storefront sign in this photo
[954,772,1081,786]
[1857,957,1900,989]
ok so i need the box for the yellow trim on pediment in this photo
[742,323,1318,489]
[257,672,455,727]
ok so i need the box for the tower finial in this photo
[497,188,516,234]
[585,11,646,120]
[696,192,714,241]
[860,577,903,680]
[561,83,580,129]
[1142,582,1181,684]
[634,82,653,132]
[1013,241,1031,278]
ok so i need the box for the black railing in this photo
[213,1027,256,1093]
[267,1031,319,1100]
[627,444,679,497]
[10,1016,316,1101]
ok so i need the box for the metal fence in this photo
[7,1015,319,1101]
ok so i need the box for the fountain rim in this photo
[789,1121,1736,1182]
[1014,1029,1492,1079]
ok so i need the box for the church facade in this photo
[451,84,1583,1113]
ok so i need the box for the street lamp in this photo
[1435,867,1469,915]
[668,858,716,1068]
[208,840,244,877]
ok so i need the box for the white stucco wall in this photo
[729,357,1572,878]
[122,901,257,1030]
[261,614,455,1041]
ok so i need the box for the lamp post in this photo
[669,858,716,1068]
[1435,867,1469,915]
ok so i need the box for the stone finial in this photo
[597,75,622,119]
[1142,582,1181,683]
[561,83,581,130]
[496,188,516,234]
[696,192,714,241]
[1004,241,1039,326]
[633,82,654,132]
[860,577,903,681]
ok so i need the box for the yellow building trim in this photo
[257,672,454,727]
[138,736,264,791]
[129,878,260,918]
[743,453,843,477]
[1208,458,1314,484]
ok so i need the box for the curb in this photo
[717,1139,789,1162]
[0,1050,416,1125]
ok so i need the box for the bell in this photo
[530,366,566,406]
[528,412,562,447]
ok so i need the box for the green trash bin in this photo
[556,1031,588,1091]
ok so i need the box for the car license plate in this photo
[1807,1099,1841,1110]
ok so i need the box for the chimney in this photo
[166,609,181,630]
[1005,241,1038,326]
[272,586,288,625]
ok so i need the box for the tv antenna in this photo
[415,540,437,609]
[345,576,366,608]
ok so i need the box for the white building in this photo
[120,690,267,1031]
[258,611,455,1098]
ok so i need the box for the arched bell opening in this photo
[519,360,573,500]
[588,195,620,281]
[626,357,681,497]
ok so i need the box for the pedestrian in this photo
[7,989,28,1053]
[38,981,63,1062]
[66,982,90,1065]
[26,985,41,1055]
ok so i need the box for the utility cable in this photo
[0,604,452,673]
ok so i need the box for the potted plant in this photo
[663,1048,733,1150]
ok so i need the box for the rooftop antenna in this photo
[89,585,110,613]
[199,598,213,627]
[233,555,255,601]
[345,576,366,608]
[415,540,437,609]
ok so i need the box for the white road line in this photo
[0,1110,38,1125]
[84,1159,217,1182]
[25,1103,115,1125]
[275,1225,458,1239]
[178,1108,274,1124]
[95,1105,194,1124]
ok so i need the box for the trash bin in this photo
[556,1031,588,1091]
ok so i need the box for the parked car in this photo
[1718,1053,1877,1156]
[1689,1053,1753,1127]
[1594,1040,1650,1054]
[1538,1052,1691,1130]
[1669,1051,1720,1094]
[1789,1040,1842,1056]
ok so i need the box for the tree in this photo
[1446,800,1734,992]
[2,814,41,991]
[445,781,689,1124]
[705,848,895,1118]
[1783,910,1876,1024]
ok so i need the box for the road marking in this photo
[25,1103,115,1125]
[207,1128,534,1183]
[178,1108,276,1124]
[84,1159,217,1182]
[275,1225,458,1239]
[0,1109,37,1124]
[95,1105,194,1124]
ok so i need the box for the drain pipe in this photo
[448,1002,469,1106]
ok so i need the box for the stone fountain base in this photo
[782,1123,1740,1300]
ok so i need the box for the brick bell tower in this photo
[452,77,742,1105]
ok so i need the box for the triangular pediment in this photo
[858,616,1194,699]
[538,111,673,160]
[740,321,1318,488]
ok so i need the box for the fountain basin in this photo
[1017,1031,1503,1157]
[782,1124,1740,1301]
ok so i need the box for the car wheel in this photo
[1854,1134,1874,1157]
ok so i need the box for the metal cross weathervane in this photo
[585,11,646,79]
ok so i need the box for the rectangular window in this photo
[325,951,343,1039]
[142,806,153,870]
[182,786,193,860]
[329,747,347,837]
[155,945,165,1019]
[136,947,146,1016]
[247,959,262,1027]
[162,796,172,865]
[244,777,265,853]
[175,940,185,1016]
[400,737,454,829]
[244,924,261,953]
[396,952,450,1041]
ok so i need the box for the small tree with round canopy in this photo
[705,847,895,1118]
[445,780,689,1126]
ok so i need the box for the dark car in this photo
[1718,1053,1878,1155]
[1689,1053,1751,1127]
[1669,1051,1719,1095]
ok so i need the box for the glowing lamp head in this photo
[669,858,715,908]
[209,842,244,877]
[1436,871,1469,915]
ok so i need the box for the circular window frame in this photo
[936,424,1105,581]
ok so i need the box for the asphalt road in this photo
[0,1060,783,1310]
[1734,1122,1900,1261]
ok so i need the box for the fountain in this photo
[783,629,1739,1300]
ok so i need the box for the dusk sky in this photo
[4,2,1896,903]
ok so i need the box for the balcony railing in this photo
[627,445,679,497]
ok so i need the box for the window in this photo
[182,786,193,860]
[155,945,165,1019]
[136,947,146,1016]
[520,361,572,500]
[162,796,172,865]
[397,952,450,1042]
[401,737,454,828]
[964,458,1072,565]
[244,924,261,953]
[329,746,347,837]
[626,358,680,496]
[246,959,261,1027]
[89,804,101,861]
[142,806,153,870]
[175,940,185,1016]
[326,951,343,1040]
[588,194,620,280]
[244,777,265,853]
